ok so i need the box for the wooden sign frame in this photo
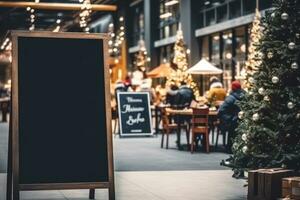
[6,31,115,200]
[117,92,153,137]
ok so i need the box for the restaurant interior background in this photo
[1,0,299,199]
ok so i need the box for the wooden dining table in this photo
[165,107,219,150]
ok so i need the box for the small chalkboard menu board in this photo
[117,92,153,136]
[7,31,115,200]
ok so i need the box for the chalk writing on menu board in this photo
[118,92,152,136]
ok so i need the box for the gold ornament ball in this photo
[272,76,279,84]
[281,12,289,20]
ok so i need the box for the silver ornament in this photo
[297,113,300,119]
[242,134,247,142]
[242,146,248,153]
[296,33,300,39]
[281,12,288,20]
[272,76,279,84]
[233,142,238,149]
[288,42,296,50]
[249,77,254,84]
[287,102,294,109]
[267,52,273,58]
[258,87,265,95]
[252,113,259,121]
[264,96,270,101]
[238,111,244,119]
[271,12,276,18]
[291,62,298,69]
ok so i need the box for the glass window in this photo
[217,5,227,23]
[229,0,241,19]
[259,0,273,10]
[243,0,256,15]
[222,30,233,90]
[159,0,180,39]
[131,2,144,46]
[201,36,209,60]
[211,33,220,64]
[206,9,216,25]
[234,26,246,82]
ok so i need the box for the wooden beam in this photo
[0,1,117,11]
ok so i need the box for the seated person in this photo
[218,81,245,153]
[207,77,226,105]
[166,84,178,106]
[174,81,195,109]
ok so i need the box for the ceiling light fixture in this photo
[165,0,179,6]
[160,12,172,19]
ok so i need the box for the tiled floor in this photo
[0,171,247,200]
[0,118,247,199]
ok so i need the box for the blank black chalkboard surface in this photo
[6,31,115,200]
[117,92,153,136]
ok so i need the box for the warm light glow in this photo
[160,12,172,19]
[56,19,61,24]
[226,53,232,59]
[240,44,246,53]
[165,0,179,6]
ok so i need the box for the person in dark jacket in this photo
[174,82,195,108]
[166,84,178,106]
[218,81,245,153]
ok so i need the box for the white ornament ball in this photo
[233,142,238,150]
[297,113,300,119]
[242,146,248,154]
[272,76,279,84]
[249,91,254,95]
[296,33,300,39]
[264,96,270,101]
[271,12,276,18]
[249,77,254,84]
[288,42,296,50]
[238,111,244,119]
[287,102,294,109]
[267,52,273,58]
[291,62,298,69]
[258,87,265,95]
[252,113,259,121]
[242,134,247,142]
[281,12,289,20]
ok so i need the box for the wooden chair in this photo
[191,108,210,153]
[161,108,188,149]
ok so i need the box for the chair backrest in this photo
[192,108,209,126]
[161,107,170,128]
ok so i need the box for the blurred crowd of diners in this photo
[111,75,241,110]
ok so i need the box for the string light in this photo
[79,0,92,33]
[108,16,126,63]
[27,6,36,31]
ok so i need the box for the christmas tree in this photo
[227,0,300,171]
[167,29,200,99]
[243,8,263,90]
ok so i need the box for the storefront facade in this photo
[119,0,273,91]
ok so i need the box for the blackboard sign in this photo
[7,31,114,200]
[117,92,153,136]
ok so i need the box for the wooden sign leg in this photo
[6,115,12,200]
[109,185,115,200]
[89,189,95,199]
